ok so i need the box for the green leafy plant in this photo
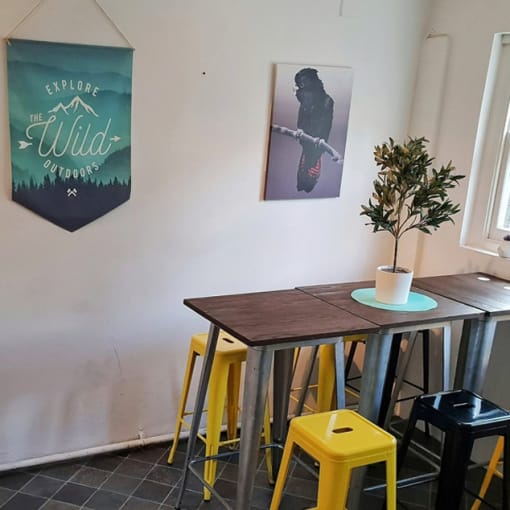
[360,136,465,272]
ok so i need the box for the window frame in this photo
[461,33,510,254]
[488,118,510,239]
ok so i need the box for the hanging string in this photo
[4,0,44,45]
[4,0,134,49]
[92,0,134,49]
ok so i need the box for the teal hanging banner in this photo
[7,39,133,231]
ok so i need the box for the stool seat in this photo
[398,389,510,510]
[416,390,510,430]
[293,410,396,460]
[190,332,248,357]
[270,410,396,510]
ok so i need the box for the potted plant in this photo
[360,136,464,304]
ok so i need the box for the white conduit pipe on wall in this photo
[409,31,451,154]
[0,433,172,473]
[409,31,451,275]
[0,418,239,472]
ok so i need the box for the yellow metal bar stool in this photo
[316,335,367,411]
[269,409,397,510]
[291,335,367,415]
[167,331,273,500]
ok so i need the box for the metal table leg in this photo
[441,325,452,390]
[382,331,418,429]
[377,333,403,426]
[334,337,346,409]
[271,349,294,475]
[454,317,497,393]
[175,324,220,509]
[348,332,393,510]
[235,346,273,510]
[357,332,394,421]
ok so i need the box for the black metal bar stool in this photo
[398,389,510,510]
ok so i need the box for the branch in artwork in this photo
[271,124,343,164]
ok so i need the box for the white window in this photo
[461,33,510,253]
[489,105,510,238]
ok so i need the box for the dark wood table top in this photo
[412,272,510,316]
[297,280,485,329]
[184,289,379,346]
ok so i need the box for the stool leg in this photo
[294,346,319,416]
[226,361,242,441]
[292,347,302,377]
[269,433,296,510]
[421,330,431,436]
[471,436,504,510]
[435,431,473,510]
[397,401,420,473]
[503,434,510,510]
[316,464,350,510]
[386,449,397,510]
[318,344,336,412]
[203,358,231,501]
[263,398,274,484]
[168,348,198,464]
[344,341,358,379]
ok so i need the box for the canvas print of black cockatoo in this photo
[265,64,353,200]
[294,67,334,192]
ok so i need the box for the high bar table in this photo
[174,288,378,510]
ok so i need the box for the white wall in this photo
[0,0,430,467]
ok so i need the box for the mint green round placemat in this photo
[351,288,438,311]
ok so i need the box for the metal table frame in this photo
[412,272,510,394]
[174,284,485,510]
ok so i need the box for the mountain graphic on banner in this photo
[48,96,99,117]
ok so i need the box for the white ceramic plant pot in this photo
[497,243,510,258]
[375,265,414,305]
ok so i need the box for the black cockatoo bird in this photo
[294,68,334,192]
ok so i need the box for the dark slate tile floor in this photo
[0,430,504,510]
